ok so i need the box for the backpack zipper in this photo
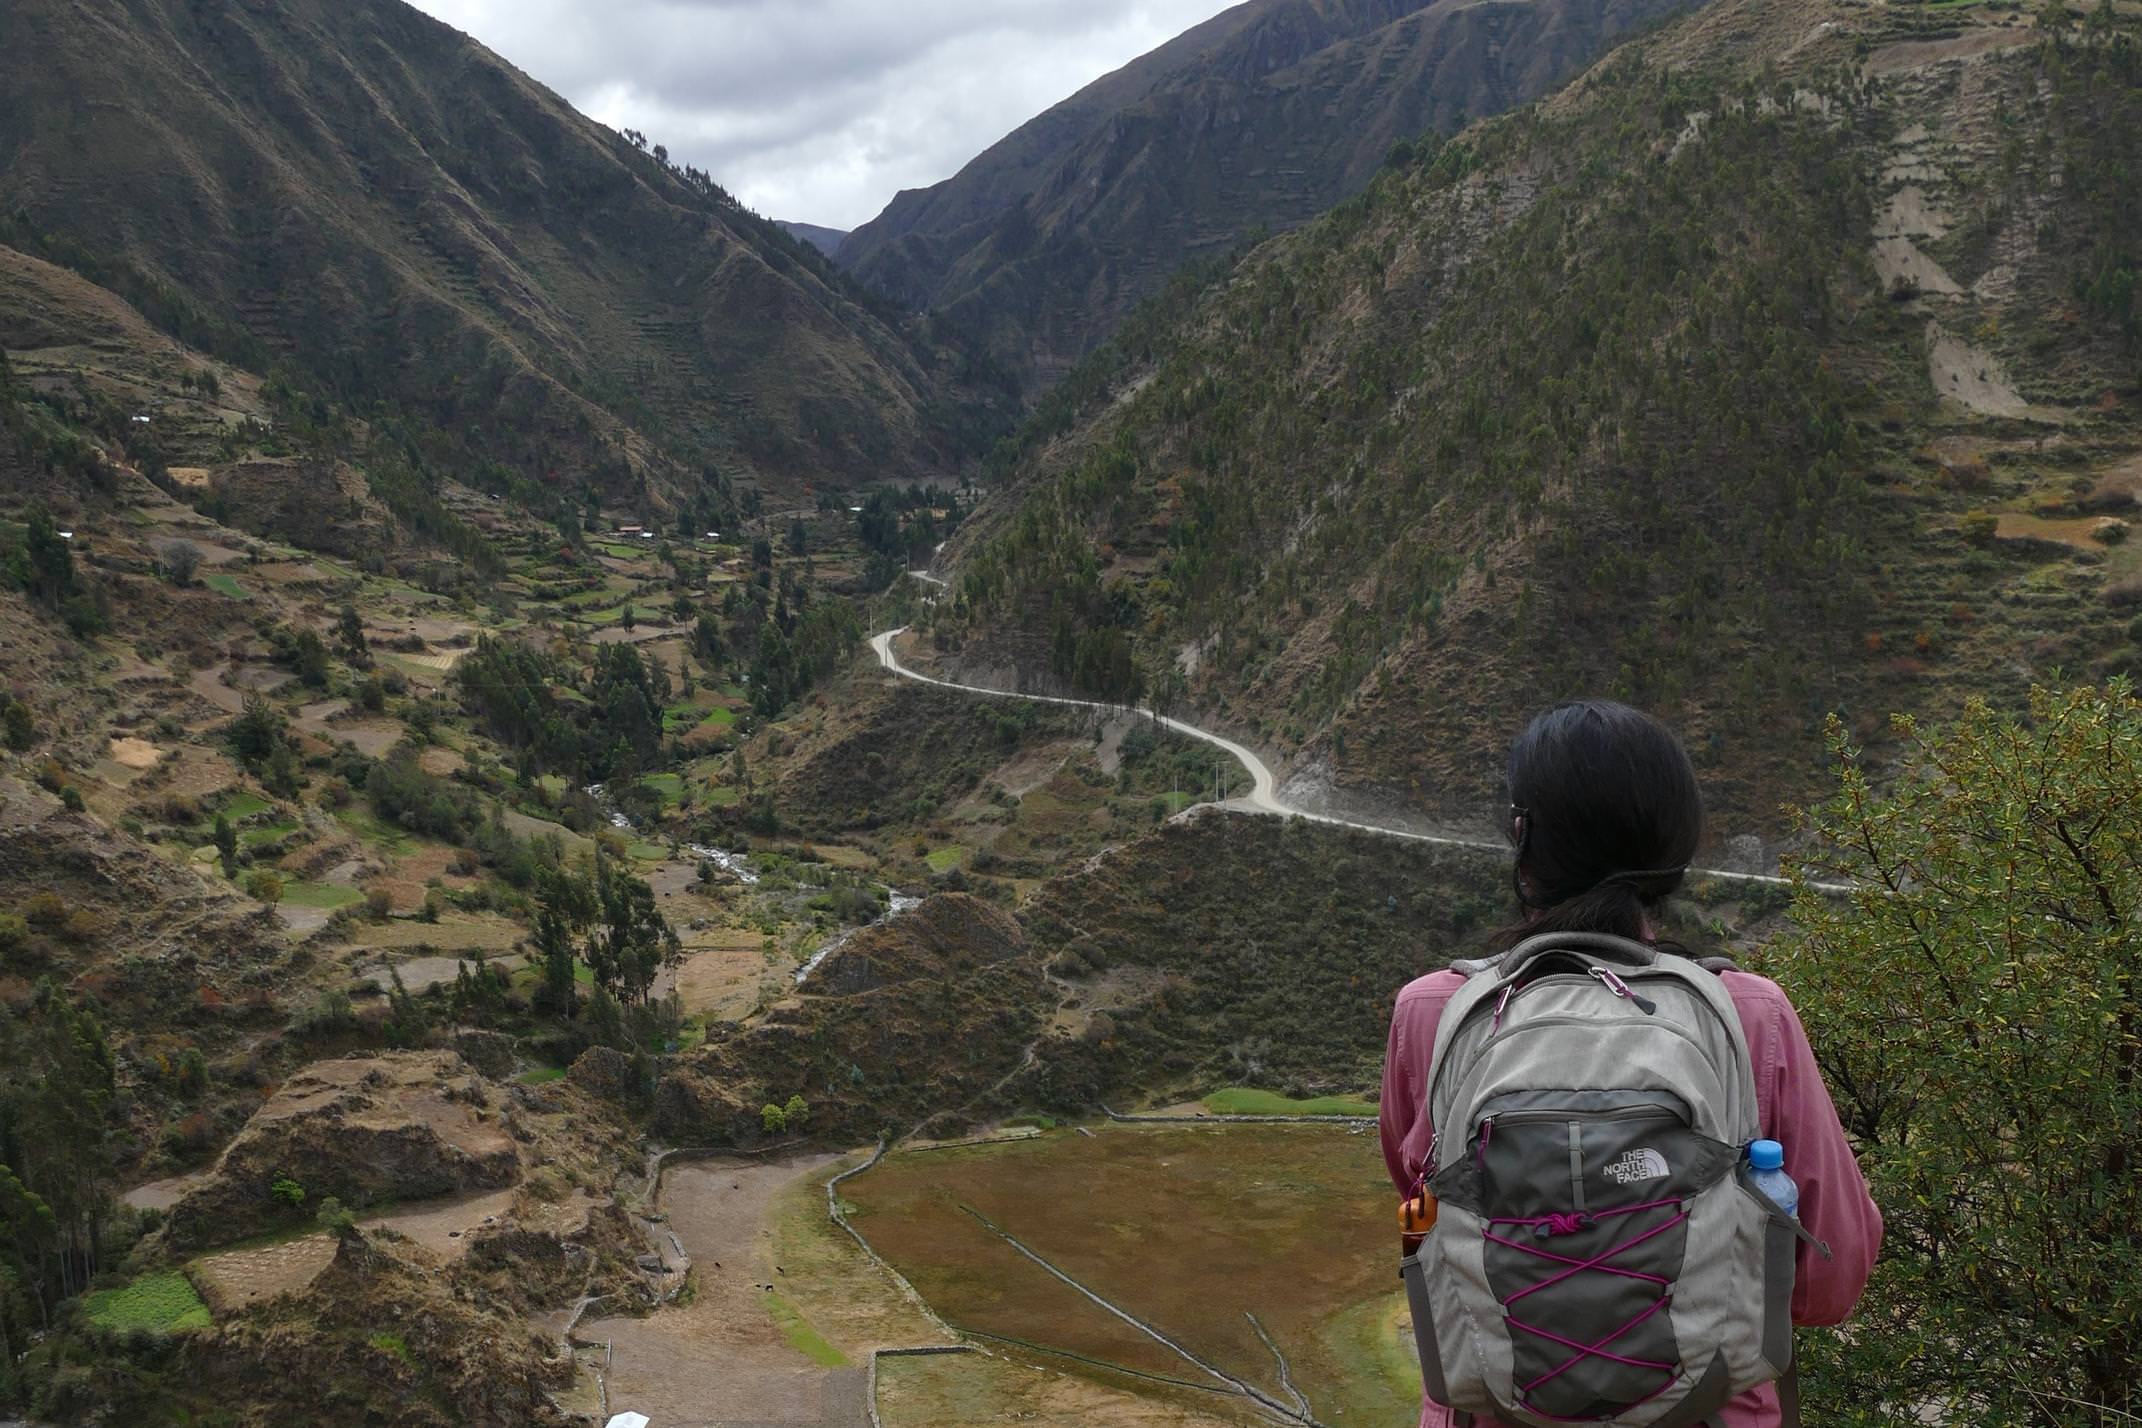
[1485,1105,1686,1127]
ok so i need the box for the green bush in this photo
[1776,684,2142,1422]
[242,869,283,906]
[1958,508,1999,547]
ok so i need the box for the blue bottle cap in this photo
[1748,1139,1784,1171]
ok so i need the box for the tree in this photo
[336,604,370,666]
[787,519,808,556]
[532,868,595,1018]
[213,812,239,877]
[290,628,330,688]
[1777,685,2142,1423]
[19,503,73,611]
[228,694,285,767]
[760,1103,787,1134]
[587,854,681,1005]
[692,612,726,667]
[0,983,116,1312]
[157,539,202,587]
[781,1094,810,1131]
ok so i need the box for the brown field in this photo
[191,1234,337,1314]
[844,1123,1418,1425]
[1995,512,2128,549]
[666,930,772,1020]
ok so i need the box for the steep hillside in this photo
[837,0,1703,386]
[935,0,2142,839]
[776,221,849,258]
[0,0,999,499]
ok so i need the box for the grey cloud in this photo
[412,0,1239,229]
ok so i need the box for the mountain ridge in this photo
[929,0,2142,835]
[837,0,1705,388]
[0,0,999,503]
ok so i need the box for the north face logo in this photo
[1607,1147,1670,1185]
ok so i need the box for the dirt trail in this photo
[582,1153,868,1428]
[868,612,1843,895]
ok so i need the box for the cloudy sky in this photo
[408,0,1240,232]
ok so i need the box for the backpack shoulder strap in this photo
[1647,949,1763,1139]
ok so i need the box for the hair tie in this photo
[1597,866,1687,896]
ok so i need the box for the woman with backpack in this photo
[1380,699,1882,1428]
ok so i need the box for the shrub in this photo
[242,869,283,906]
[2097,518,2130,545]
[156,539,202,586]
[23,891,66,928]
[292,988,354,1037]
[1777,685,2142,1421]
[364,887,392,923]
[760,1103,787,1134]
[1959,508,1999,546]
[315,1196,357,1237]
[268,1176,305,1208]
[1,696,33,750]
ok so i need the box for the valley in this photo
[0,0,2137,1423]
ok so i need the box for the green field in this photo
[278,880,364,910]
[79,1270,212,1334]
[845,1123,1416,1423]
[923,846,967,874]
[1201,1088,1378,1118]
[202,572,248,600]
[220,792,272,820]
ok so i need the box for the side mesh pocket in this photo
[1761,1209,1795,1371]
[1400,1245,1451,1404]
[1736,1174,1798,1373]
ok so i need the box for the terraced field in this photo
[844,1123,1418,1425]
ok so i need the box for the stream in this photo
[586,784,924,990]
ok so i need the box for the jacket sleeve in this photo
[1381,992,1422,1196]
[1753,984,1885,1326]
[1382,973,1461,1197]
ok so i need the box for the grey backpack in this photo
[1402,932,1822,1427]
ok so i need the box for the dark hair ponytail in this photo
[1488,699,1702,951]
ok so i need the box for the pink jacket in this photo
[1380,966,1882,1428]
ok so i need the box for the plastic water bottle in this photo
[1747,1139,1798,1218]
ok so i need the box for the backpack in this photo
[1400,931,1821,1427]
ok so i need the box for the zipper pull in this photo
[1492,982,1515,1032]
[1590,966,1656,1014]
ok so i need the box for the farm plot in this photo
[844,1122,1418,1425]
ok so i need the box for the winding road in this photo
[870,573,1844,894]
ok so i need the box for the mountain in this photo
[776,221,850,257]
[836,0,1705,388]
[0,0,1001,503]
[933,0,2142,839]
